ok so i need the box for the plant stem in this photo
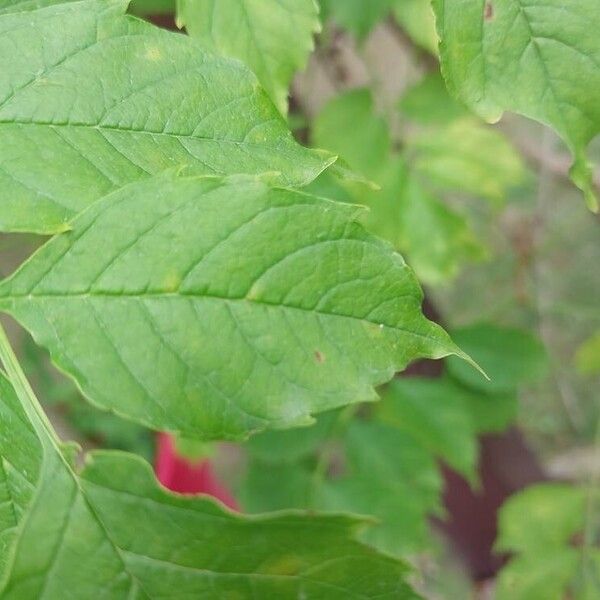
[0,318,61,447]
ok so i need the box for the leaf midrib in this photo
[0,121,293,151]
[0,292,439,345]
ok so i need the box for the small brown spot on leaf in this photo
[314,350,325,364]
[484,2,494,20]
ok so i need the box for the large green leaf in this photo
[0,172,465,439]
[176,0,320,115]
[433,0,600,211]
[0,365,420,598]
[0,0,331,234]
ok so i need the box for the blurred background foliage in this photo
[1,1,598,597]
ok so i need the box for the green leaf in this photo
[496,483,586,554]
[241,460,314,512]
[391,164,486,285]
[496,550,580,600]
[312,88,391,181]
[0,172,463,440]
[407,117,527,205]
[0,370,420,599]
[0,374,40,576]
[318,420,443,556]
[319,0,394,40]
[311,91,486,285]
[241,410,447,556]
[433,0,600,211]
[129,0,174,15]
[446,323,548,394]
[0,0,332,234]
[399,73,468,126]
[575,330,600,376]
[378,378,478,481]
[495,483,590,600]
[391,0,438,55]
[176,0,320,115]
[0,0,66,14]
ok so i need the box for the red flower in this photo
[154,433,238,510]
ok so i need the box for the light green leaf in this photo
[496,483,586,554]
[0,374,40,576]
[392,0,438,54]
[408,117,527,204]
[391,164,486,285]
[0,0,66,13]
[399,73,468,126]
[575,330,600,376]
[446,323,548,394]
[176,0,320,115]
[0,0,331,234]
[496,550,580,600]
[312,88,391,181]
[0,173,464,440]
[312,91,486,285]
[129,0,174,15]
[495,483,591,600]
[319,0,394,40]
[0,369,420,599]
[433,0,600,211]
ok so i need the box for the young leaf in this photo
[0,369,420,599]
[0,0,332,234]
[433,0,600,211]
[176,0,320,115]
[0,173,464,440]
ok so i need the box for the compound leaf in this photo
[177,0,320,115]
[0,0,331,234]
[0,173,464,439]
